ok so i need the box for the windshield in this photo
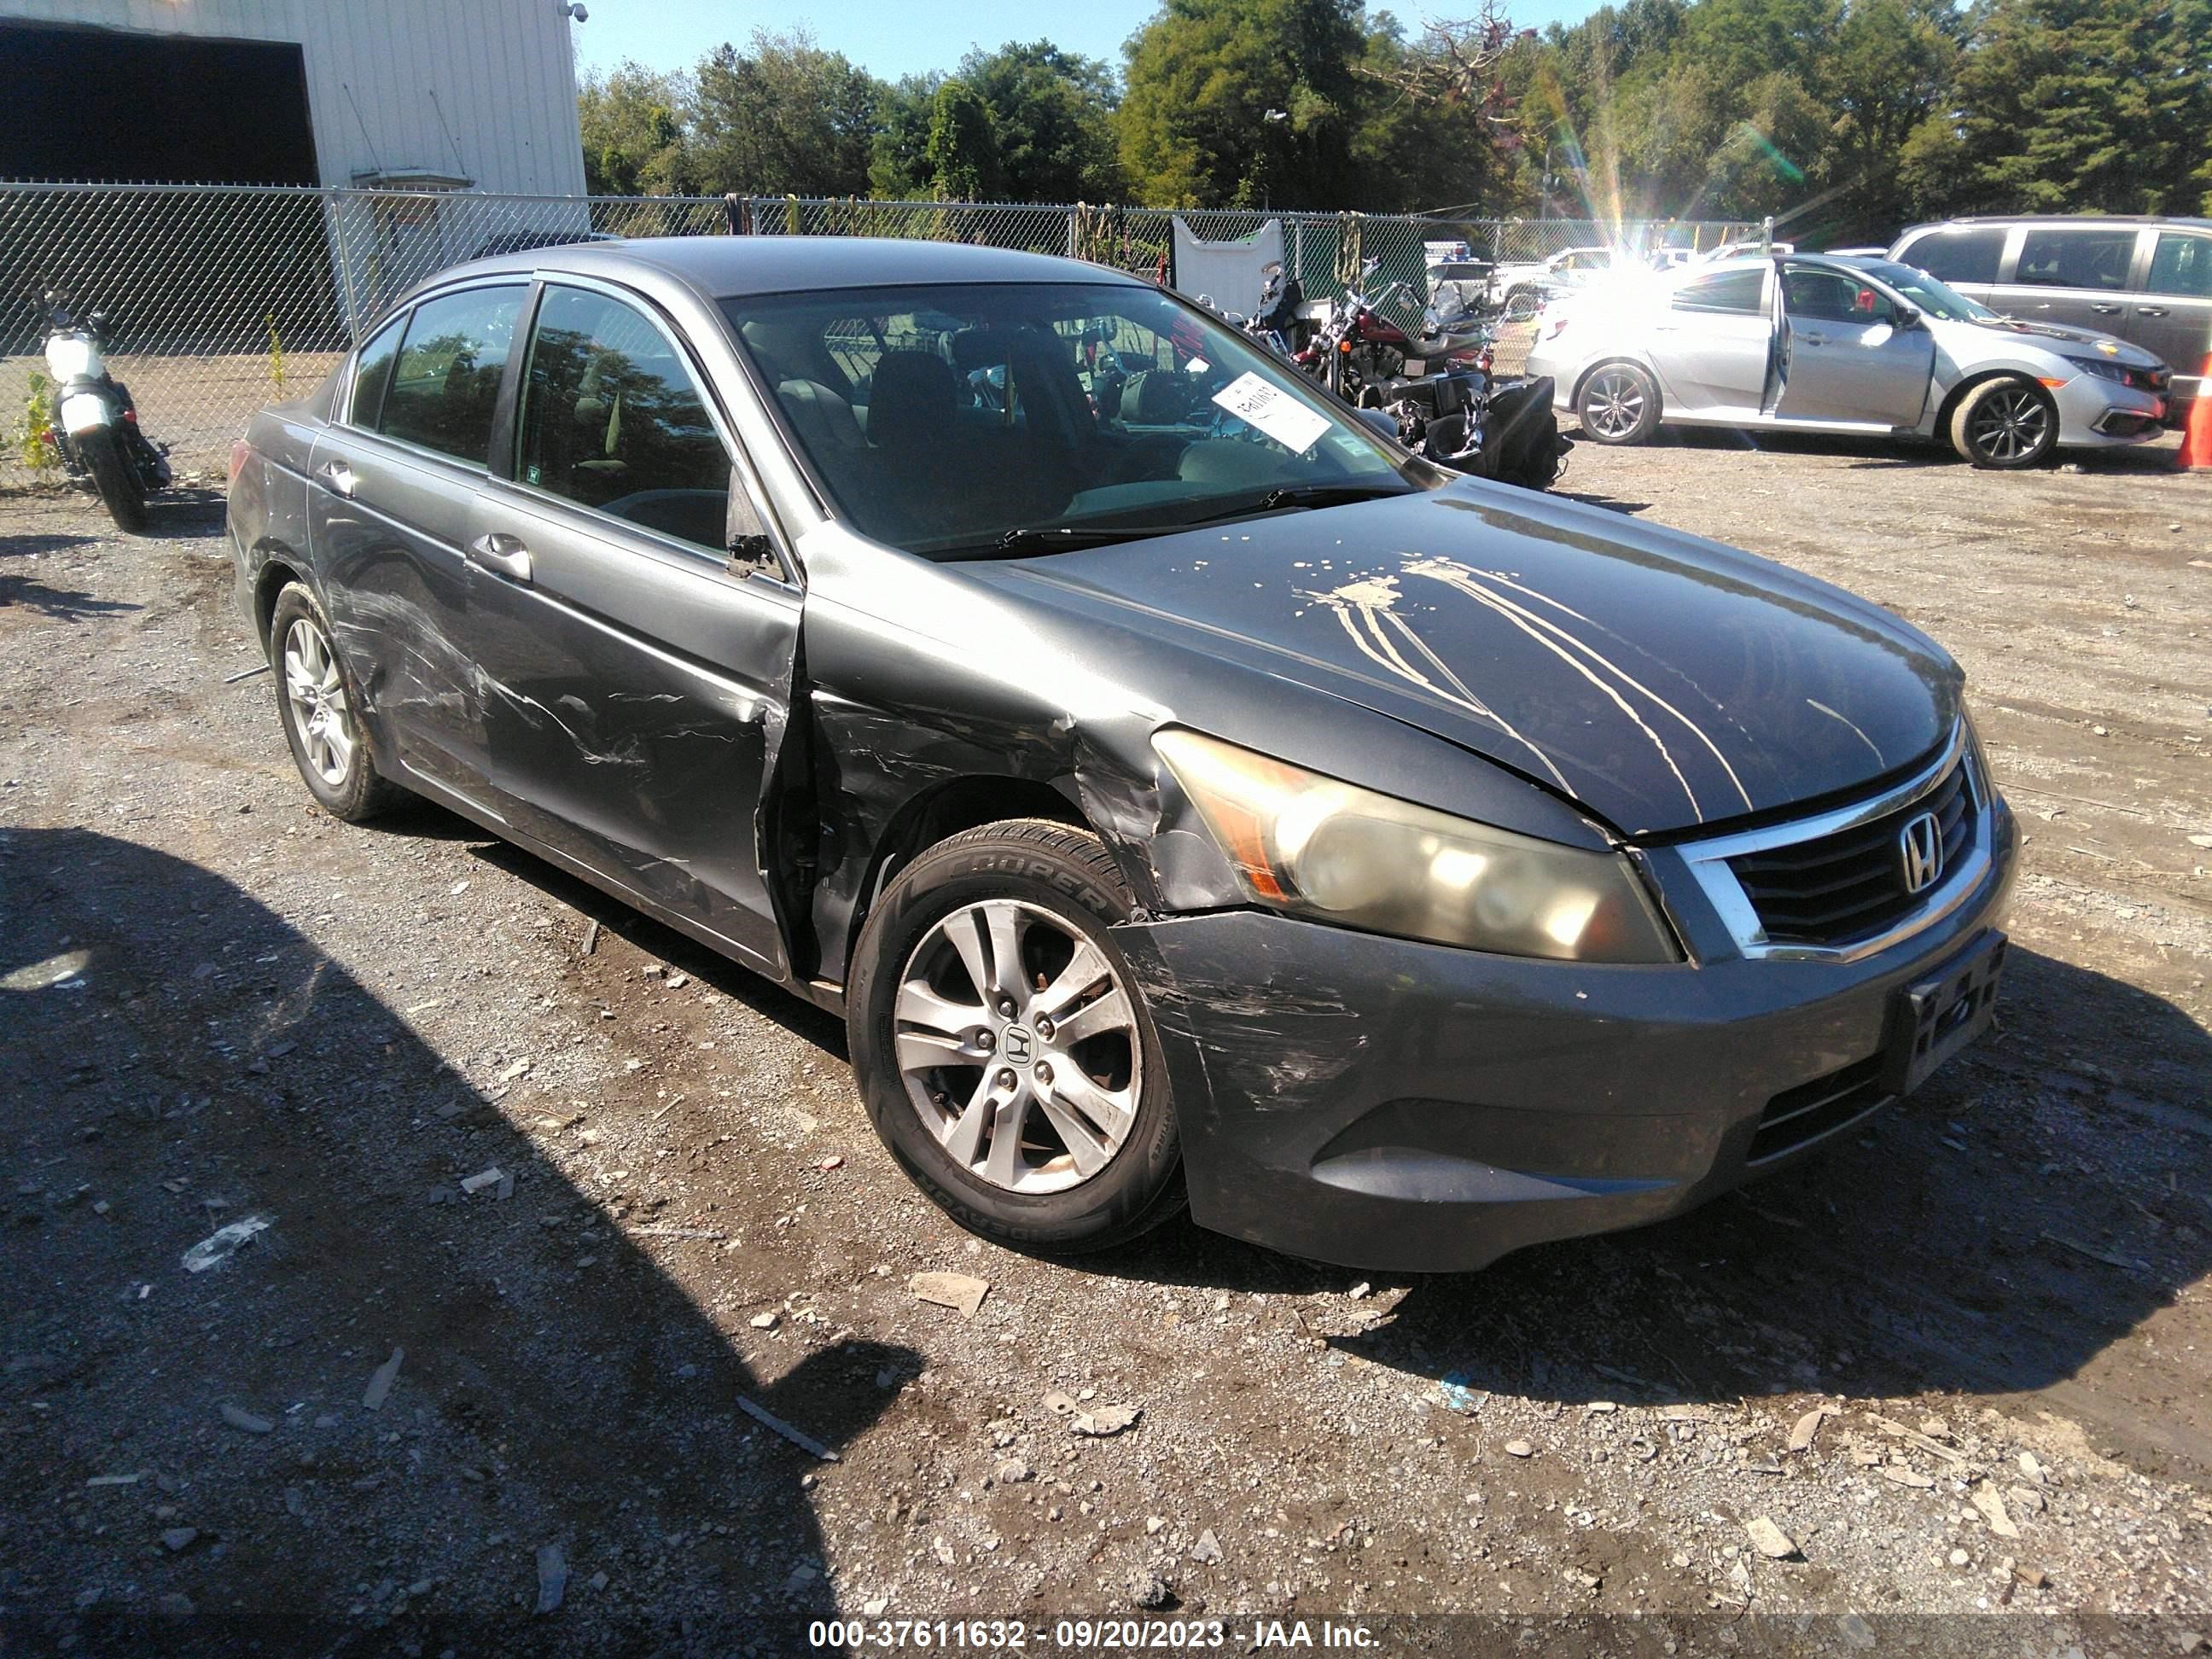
[720,281,1429,558]
[1856,261,2001,323]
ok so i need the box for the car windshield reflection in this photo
[719,282,1429,558]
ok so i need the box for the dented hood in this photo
[979,483,1959,836]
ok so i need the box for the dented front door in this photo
[458,490,800,975]
[456,280,800,976]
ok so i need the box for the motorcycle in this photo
[1296,259,1493,406]
[37,290,171,533]
[1384,365,1572,492]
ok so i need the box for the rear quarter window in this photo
[1672,268,1766,314]
[2015,226,2138,292]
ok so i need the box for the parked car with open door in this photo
[1527,253,2172,468]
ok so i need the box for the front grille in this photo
[1748,1054,1890,1162]
[1726,756,1976,947]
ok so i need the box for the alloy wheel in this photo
[282,617,357,786]
[893,898,1143,1196]
[1583,370,1646,439]
[1967,387,2051,463]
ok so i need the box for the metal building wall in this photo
[0,0,586,193]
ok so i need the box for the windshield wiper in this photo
[934,524,1185,561]
[1254,484,1416,511]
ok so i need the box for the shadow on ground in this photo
[0,827,909,1650]
[307,793,2212,1482]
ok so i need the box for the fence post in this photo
[723,193,750,236]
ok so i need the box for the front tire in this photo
[848,819,1185,1254]
[1950,376,2058,469]
[268,582,401,822]
[1576,362,1662,445]
[77,427,148,534]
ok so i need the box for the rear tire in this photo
[848,818,1185,1254]
[77,427,148,534]
[1949,375,2057,469]
[1575,362,1662,445]
[268,582,402,822]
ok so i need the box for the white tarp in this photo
[1170,216,1284,317]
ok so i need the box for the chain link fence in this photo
[1,180,1755,485]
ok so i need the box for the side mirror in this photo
[1894,305,1921,329]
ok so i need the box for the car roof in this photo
[419,235,1144,307]
[1897,215,2212,236]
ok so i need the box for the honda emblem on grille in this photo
[1898,811,1943,894]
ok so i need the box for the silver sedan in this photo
[1525,253,2173,469]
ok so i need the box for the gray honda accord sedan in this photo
[225,237,2017,1272]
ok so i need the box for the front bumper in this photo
[2053,375,2168,448]
[1114,798,2017,1272]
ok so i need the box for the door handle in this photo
[1801,332,1827,346]
[2091,303,2123,315]
[465,533,533,583]
[317,459,356,499]
[2138,306,2169,317]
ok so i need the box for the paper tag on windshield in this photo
[1210,372,1332,455]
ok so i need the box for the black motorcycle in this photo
[1386,366,1572,491]
[37,290,172,533]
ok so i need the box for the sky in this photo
[569,0,1605,84]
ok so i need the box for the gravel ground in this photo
[1,428,2209,1656]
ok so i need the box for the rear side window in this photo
[376,285,526,465]
[2015,226,2137,292]
[349,314,404,428]
[1898,228,2005,286]
[1673,268,1766,314]
[516,284,732,551]
[2148,232,2212,298]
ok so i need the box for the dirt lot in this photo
[2,430,2208,1655]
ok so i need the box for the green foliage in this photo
[926,81,1004,201]
[573,0,2212,233]
[870,75,944,198]
[690,28,883,197]
[18,372,60,476]
[1940,0,2212,217]
[1116,0,1369,208]
[266,312,286,397]
[958,42,1126,202]
[579,61,697,196]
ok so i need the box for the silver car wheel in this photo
[894,898,1143,1196]
[282,616,356,786]
[1583,370,1646,439]
[1966,386,2051,463]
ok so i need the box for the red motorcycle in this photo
[1295,259,1492,405]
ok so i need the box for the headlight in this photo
[1154,729,1680,963]
[2063,355,2131,385]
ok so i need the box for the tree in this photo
[1941,0,2212,216]
[870,75,943,197]
[1117,0,1370,207]
[926,80,1004,201]
[578,62,696,196]
[689,28,886,198]
[958,42,1126,201]
[1822,0,1961,235]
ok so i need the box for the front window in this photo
[721,282,1428,558]
[1855,262,2000,324]
[1782,265,1898,324]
